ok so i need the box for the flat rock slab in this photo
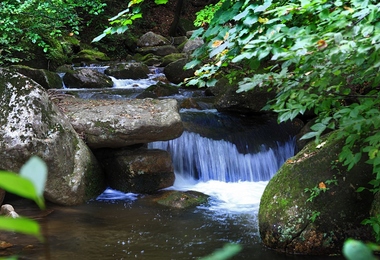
[57,97,184,148]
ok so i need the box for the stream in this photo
[2,66,344,259]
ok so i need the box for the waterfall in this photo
[149,131,296,182]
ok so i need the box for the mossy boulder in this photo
[0,68,105,205]
[72,49,110,64]
[154,190,209,209]
[161,53,188,67]
[9,65,63,89]
[259,131,374,255]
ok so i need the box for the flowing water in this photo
[4,67,343,259]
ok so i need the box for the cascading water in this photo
[148,109,298,213]
[150,131,295,183]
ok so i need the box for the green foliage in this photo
[185,0,380,240]
[362,216,380,244]
[0,156,47,241]
[92,0,168,42]
[194,1,225,27]
[0,0,106,65]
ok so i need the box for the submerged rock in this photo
[259,131,374,255]
[153,190,209,209]
[58,97,184,149]
[0,68,105,206]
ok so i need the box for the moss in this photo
[259,131,375,254]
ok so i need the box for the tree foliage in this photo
[0,0,106,65]
[187,0,380,241]
[92,0,169,42]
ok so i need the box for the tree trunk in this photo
[168,0,185,36]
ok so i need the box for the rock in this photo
[171,36,188,46]
[57,97,184,149]
[63,68,113,88]
[136,82,179,98]
[95,147,175,194]
[137,45,179,57]
[164,58,195,84]
[105,62,150,79]
[0,68,105,205]
[153,190,209,209]
[182,37,204,54]
[0,204,19,218]
[161,53,188,67]
[258,131,374,255]
[211,77,277,114]
[72,49,110,64]
[9,65,63,89]
[137,31,171,47]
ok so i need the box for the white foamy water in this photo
[167,175,268,214]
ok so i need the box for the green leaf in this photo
[155,0,168,4]
[200,243,242,260]
[0,217,42,241]
[0,172,39,203]
[300,132,318,140]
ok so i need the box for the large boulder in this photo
[63,68,113,88]
[95,147,175,193]
[259,131,374,255]
[104,62,150,79]
[9,65,63,89]
[0,68,105,206]
[57,97,184,149]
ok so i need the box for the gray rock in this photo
[96,147,175,193]
[105,62,150,79]
[0,68,105,206]
[63,68,113,88]
[259,131,374,255]
[0,204,19,218]
[59,97,184,149]
[137,31,171,47]
[9,65,63,89]
[182,37,204,54]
